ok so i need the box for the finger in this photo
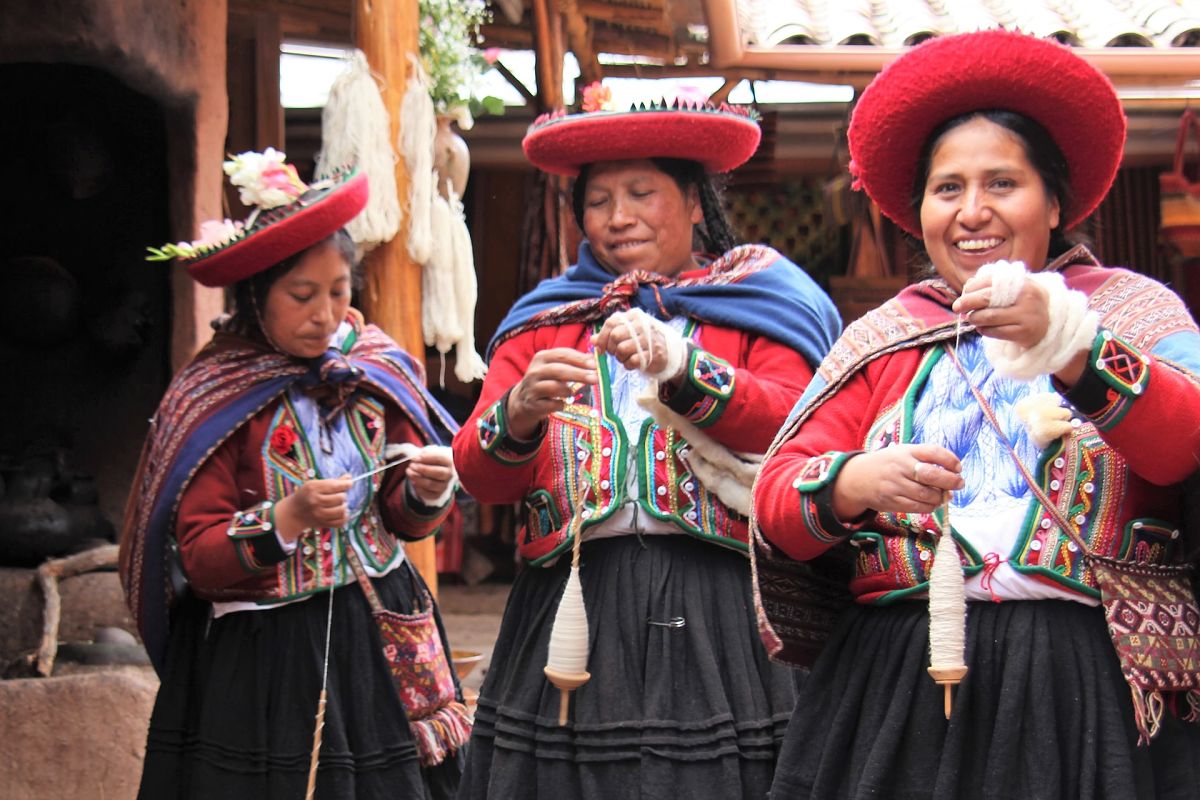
[908,444,962,474]
[913,462,964,492]
[951,290,991,314]
[533,347,598,371]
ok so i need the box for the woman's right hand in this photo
[505,348,598,440]
[273,476,352,542]
[831,444,964,521]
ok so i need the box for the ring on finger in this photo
[912,461,922,484]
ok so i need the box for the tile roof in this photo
[740,0,1200,49]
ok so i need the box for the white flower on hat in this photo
[223,147,308,210]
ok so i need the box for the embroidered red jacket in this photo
[178,393,450,603]
[453,321,814,564]
[755,256,1200,608]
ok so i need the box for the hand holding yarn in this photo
[953,260,1098,381]
[830,444,964,522]
[274,476,352,541]
[591,308,687,382]
[405,445,458,507]
[505,348,599,439]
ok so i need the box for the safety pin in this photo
[646,616,686,629]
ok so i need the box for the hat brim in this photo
[523,109,762,177]
[848,29,1126,236]
[185,170,369,287]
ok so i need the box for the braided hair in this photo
[570,158,739,257]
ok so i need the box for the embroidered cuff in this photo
[475,389,544,465]
[227,501,289,572]
[791,452,869,545]
[1059,329,1151,431]
[660,344,736,428]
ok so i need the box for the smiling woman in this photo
[451,93,841,799]
[753,29,1200,800]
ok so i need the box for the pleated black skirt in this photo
[138,560,462,800]
[770,600,1200,800]
[459,534,797,800]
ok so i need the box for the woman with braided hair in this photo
[451,91,842,798]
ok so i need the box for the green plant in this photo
[418,0,504,124]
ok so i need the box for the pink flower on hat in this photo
[581,82,614,113]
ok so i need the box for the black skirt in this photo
[138,560,462,800]
[770,600,1200,800]
[459,534,797,800]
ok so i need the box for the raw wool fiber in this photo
[315,50,401,250]
[421,187,487,385]
[400,55,436,265]
[447,188,487,382]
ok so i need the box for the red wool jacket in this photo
[453,321,814,564]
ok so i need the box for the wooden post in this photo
[355,0,439,597]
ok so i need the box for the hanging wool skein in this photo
[543,468,594,725]
[927,485,968,718]
[314,50,401,250]
[446,187,487,383]
[400,55,437,265]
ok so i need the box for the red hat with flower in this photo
[522,82,762,177]
[847,29,1126,237]
[147,148,368,287]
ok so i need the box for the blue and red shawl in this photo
[489,242,841,369]
[119,311,457,674]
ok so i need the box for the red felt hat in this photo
[848,29,1126,237]
[523,101,762,177]
[147,152,369,288]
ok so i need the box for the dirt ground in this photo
[438,580,510,692]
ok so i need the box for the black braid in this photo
[570,158,740,256]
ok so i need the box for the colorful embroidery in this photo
[475,397,540,465]
[683,349,736,427]
[1086,330,1150,430]
[227,501,278,572]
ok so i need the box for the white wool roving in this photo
[447,189,487,383]
[422,189,463,357]
[1014,392,1074,449]
[400,55,436,265]
[975,259,1026,307]
[983,270,1098,381]
[315,50,401,250]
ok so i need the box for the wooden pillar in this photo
[355,0,439,597]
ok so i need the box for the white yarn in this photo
[927,532,966,670]
[400,55,436,265]
[976,259,1026,308]
[1014,392,1074,449]
[636,386,761,515]
[421,190,463,358]
[608,309,687,382]
[983,270,1098,381]
[546,566,589,674]
[315,50,401,250]
[447,188,487,383]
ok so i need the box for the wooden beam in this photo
[558,0,604,84]
[533,0,564,109]
[354,0,439,596]
[708,78,738,104]
[578,0,669,32]
[493,58,537,105]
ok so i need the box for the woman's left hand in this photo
[406,445,457,506]
[952,272,1050,349]
[591,309,685,380]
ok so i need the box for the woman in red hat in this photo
[754,30,1200,798]
[451,93,842,797]
[120,150,468,798]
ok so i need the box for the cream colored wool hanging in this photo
[927,519,968,719]
[314,50,401,250]
[422,189,464,360]
[447,188,487,383]
[544,472,593,725]
[400,55,436,265]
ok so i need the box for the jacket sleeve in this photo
[452,330,550,504]
[176,418,290,592]
[660,330,816,453]
[1058,327,1200,486]
[754,366,880,562]
[379,410,454,540]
